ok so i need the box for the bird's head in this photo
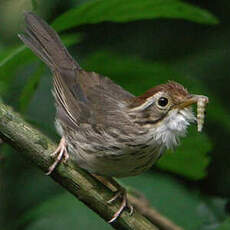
[128,81,208,148]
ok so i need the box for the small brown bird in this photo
[19,12,208,222]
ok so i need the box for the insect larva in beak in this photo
[197,96,209,132]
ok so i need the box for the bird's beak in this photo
[177,94,209,109]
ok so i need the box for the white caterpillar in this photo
[197,96,209,132]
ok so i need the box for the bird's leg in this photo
[107,186,134,223]
[93,175,133,223]
[46,137,69,175]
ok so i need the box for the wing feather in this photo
[53,68,134,130]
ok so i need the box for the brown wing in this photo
[53,68,134,130]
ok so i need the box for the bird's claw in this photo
[107,189,133,223]
[46,137,69,175]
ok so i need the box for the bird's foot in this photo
[46,137,69,175]
[91,175,134,222]
[107,188,133,223]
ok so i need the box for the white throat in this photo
[152,108,196,150]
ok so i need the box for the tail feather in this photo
[18,12,80,70]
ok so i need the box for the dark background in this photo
[0,0,229,229]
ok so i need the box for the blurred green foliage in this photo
[0,0,229,229]
[52,0,218,31]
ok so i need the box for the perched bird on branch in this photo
[19,12,208,222]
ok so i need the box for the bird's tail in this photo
[18,12,80,71]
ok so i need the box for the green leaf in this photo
[19,193,112,230]
[52,0,218,32]
[0,45,26,68]
[19,65,45,113]
[61,33,83,47]
[197,198,228,230]
[82,51,213,179]
[0,45,36,89]
[122,173,228,230]
[216,219,230,230]
[0,33,82,85]
[31,0,38,11]
[157,126,211,180]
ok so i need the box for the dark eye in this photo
[157,97,168,107]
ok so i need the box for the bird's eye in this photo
[157,97,168,107]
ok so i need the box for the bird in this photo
[19,12,208,222]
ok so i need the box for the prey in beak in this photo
[177,94,209,132]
